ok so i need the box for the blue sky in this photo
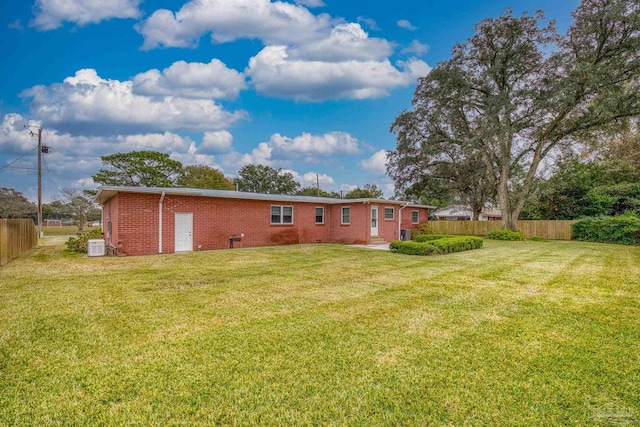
[0,0,578,201]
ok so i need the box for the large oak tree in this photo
[389,0,640,230]
[93,151,183,187]
[177,165,235,190]
[235,164,300,195]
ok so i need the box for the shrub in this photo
[389,240,439,255]
[65,228,103,253]
[390,236,483,255]
[587,183,640,216]
[487,229,525,241]
[431,236,484,253]
[413,234,450,242]
[413,222,434,235]
[571,214,640,245]
[528,236,549,242]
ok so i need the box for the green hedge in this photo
[413,234,451,242]
[587,183,640,216]
[571,214,640,245]
[65,228,103,253]
[431,236,484,253]
[390,236,483,256]
[487,229,525,241]
[390,240,439,255]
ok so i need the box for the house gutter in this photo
[158,191,166,253]
[398,203,410,240]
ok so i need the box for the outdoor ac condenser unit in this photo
[88,239,106,257]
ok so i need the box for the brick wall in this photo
[327,203,369,244]
[106,193,430,256]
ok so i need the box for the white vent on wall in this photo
[88,239,106,257]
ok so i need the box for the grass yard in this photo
[1,239,639,425]
[42,226,99,237]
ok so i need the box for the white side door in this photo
[175,212,193,252]
[371,206,379,237]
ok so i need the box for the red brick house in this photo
[95,186,433,256]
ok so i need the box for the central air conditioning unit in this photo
[88,239,106,257]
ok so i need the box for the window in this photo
[341,207,350,224]
[384,207,395,220]
[271,205,293,224]
[315,207,324,224]
[412,210,419,224]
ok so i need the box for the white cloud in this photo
[284,170,335,186]
[31,0,141,31]
[269,131,360,155]
[201,131,233,153]
[21,68,246,136]
[217,131,361,174]
[169,142,216,167]
[0,113,227,199]
[288,23,393,62]
[359,149,388,176]
[340,183,358,193]
[357,16,379,31]
[397,19,417,31]
[132,59,246,100]
[136,0,332,50]
[295,0,325,7]
[8,19,24,32]
[402,40,429,56]
[115,132,192,152]
[240,142,273,166]
[136,1,430,102]
[0,114,42,154]
[247,46,431,101]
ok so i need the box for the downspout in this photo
[398,203,409,240]
[158,191,166,253]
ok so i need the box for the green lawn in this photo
[1,239,639,425]
[42,225,98,237]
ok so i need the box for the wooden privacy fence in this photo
[0,219,38,266]
[428,220,577,240]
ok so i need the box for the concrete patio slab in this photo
[350,243,390,251]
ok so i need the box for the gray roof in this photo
[94,186,436,209]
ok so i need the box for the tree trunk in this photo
[498,181,527,230]
[471,204,481,221]
[497,174,517,231]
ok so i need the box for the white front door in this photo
[371,206,379,237]
[175,212,193,252]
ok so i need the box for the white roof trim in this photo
[94,186,436,209]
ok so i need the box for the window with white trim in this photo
[384,207,395,220]
[271,205,293,224]
[315,207,324,224]
[412,210,419,224]
[341,207,350,224]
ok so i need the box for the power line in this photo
[0,166,56,173]
[0,146,38,170]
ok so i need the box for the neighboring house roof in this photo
[432,205,502,218]
[482,207,502,217]
[432,205,472,217]
[94,186,437,209]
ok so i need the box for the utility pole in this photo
[37,128,43,238]
[316,173,320,197]
[25,124,48,237]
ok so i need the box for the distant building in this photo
[432,205,502,221]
